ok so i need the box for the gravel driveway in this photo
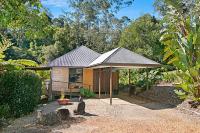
[2,93,200,133]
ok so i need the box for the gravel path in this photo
[2,93,200,133]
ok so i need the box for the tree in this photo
[154,0,195,16]
[42,22,78,62]
[0,35,38,72]
[0,0,51,40]
[159,0,200,101]
[62,0,134,53]
[0,0,54,64]
[119,14,163,62]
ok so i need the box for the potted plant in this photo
[57,91,70,105]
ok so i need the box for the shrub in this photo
[119,69,163,90]
[0,70,42,118]
[162,71,180,83]
[0,104,10,119]
[80,88,95,98]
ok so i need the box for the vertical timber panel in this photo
[83,68,93,91]
[51,67,69,92]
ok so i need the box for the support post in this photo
[99,69,101,99]
[48,69,53,101]
[146,69,149,90]
[128,69,131,91]
[110,67,113,105]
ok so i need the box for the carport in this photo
[88,47,161,105]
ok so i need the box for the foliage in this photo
[0,35,12,62]
[1,0,135,64]
[159,0,200,101]
[60,91,65,99]
[119,68,163,90]
[0,0,53,64]
[119,14,164,62]
[162,71,180,83]
[0,104,10,119]
[43,24,76,61]
[154,0,195,16]
[80,88,95,98]
[61,0,133,53]
[0,70,42,118]
[36,70,50,95]
[0,0,51,40]
[0,35,38,72]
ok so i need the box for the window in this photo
[69,68,83,89]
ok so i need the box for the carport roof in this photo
[89,47,161,68]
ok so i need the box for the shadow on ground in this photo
[116,92,176,110]
[9,116,87,133]
[83,112,98,116]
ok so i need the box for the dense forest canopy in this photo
[0,0,164,64]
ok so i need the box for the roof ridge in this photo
[50,46,82,63]
[50,45,99,62]
[102,47,121,64]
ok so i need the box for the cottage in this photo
[48,46,160,101]
[48,46,119,95]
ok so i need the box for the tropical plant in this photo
[160,0,200,101]
[162,71,180,83]
[80,88,95,98]
[119,69,163,90]
[60,91,65,99]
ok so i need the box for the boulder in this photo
[36,111,61,126]
[56,108,70,120]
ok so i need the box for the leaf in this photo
[181,83,190,92]
[174,89,188,100]
[167,57,179,64]
[189,67,199,77]
[163,49,174,61]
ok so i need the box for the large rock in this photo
[36,108,70,126]
[56,108,70,120]
[37,111,61,126]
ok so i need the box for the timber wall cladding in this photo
[52,67,69,92]
[93,69,119,92]
[83,68,93,90]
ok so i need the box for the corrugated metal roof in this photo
[89,47,160,68]
[49,46,160,68]
[49,46,100,67]
[89,48,119,66]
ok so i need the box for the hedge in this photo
[0,70,42,118]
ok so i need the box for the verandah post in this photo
[99,68,101,99]
[110,67,113,105]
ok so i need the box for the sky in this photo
[41,0,159,20]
